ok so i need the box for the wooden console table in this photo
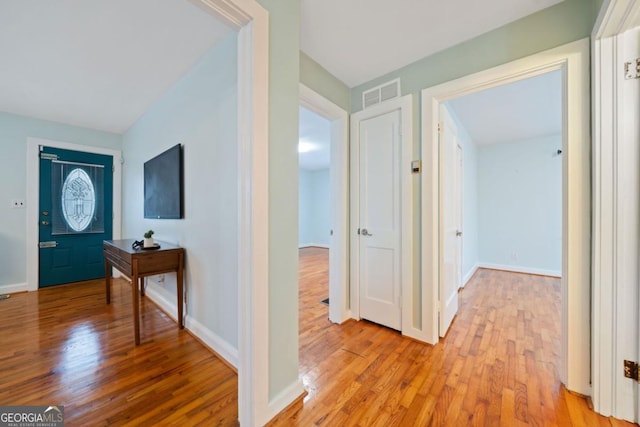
[103,239,185,345]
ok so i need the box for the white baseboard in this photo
[144,281,239,369]
[462,263,480,287]
[299,243,329,249]
[262,378,306,425]
[0,282,29,294]
[478,262,561,278]
[185,315,239,369]
[144,282,178,322]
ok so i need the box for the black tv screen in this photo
[144,144,183,219]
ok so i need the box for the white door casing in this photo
[350,95,413,334]
[456,144,464,289]
[422,38,591,396]
[439,105,460,336]
[299,84,350,324]
[592,1,640,420]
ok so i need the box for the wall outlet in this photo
[10,199,25,208]
[510,252,518,262]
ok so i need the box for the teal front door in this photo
[39,147,113,287]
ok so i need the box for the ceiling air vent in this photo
[362,79,401,109]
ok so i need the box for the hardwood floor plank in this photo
[268,247,638,426]
[0,278,238,426]
[3,248,637,426]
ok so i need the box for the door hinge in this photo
[624,360,639,381]
[438,123,442,133]
[624,58,640,79]
[411,160,421,174]
[357,228,361,235]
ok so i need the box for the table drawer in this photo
[134,250,181,275]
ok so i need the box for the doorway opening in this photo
[439,70,563,335]
[299,84,350,325]
[421,39,591,396]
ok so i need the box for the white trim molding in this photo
[422,38,591,396]
[299,83,350,324]
[477,263,561,278]
[25,137,122,292]
[462,264,480,287]
[0,283,29,295]
[192,0,281,425]
[350,95,415,339]
[592,0,640,421]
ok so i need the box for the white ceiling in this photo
[299,106,331,170]
[446,70,562,145]
[301,0,563,88]
[0,0,231,134]
[0,1,566,135]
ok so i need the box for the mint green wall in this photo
[0,112,121,287]
[257,0,302,400]
[351,0,599,111]
[300,52,351,112]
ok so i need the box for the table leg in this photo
[105,261,111,304]
[140,277,145,297]
[132,259,140,345]
[178,251,184,329]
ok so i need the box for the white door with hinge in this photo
[456,144,463,289]
[439,105,460,336]
[354,105,403,330]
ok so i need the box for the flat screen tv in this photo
[144,144,183,219]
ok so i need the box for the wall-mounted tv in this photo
[144,144,183,219]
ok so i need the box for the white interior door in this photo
[456,144,463,289]
[357,108,402,330]
[440,105,460,336]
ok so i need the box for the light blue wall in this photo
[0,112,121,287]
[477,135,562,274]
[122,33,238,348]
[444,105,480,283]
[299,168,330,247]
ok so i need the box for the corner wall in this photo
[122,33,239,361]
[478,135,562,276]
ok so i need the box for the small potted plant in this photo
[143,230,155,248]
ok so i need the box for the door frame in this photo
[350,94,413,334]
[592,0,640,420]
[438,104,461,336]
[421,38,591,395]
[299,84,350,324]
[26,138,122,292]
[456,143,463,289]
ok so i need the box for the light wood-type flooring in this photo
[269,247,636,426]
[1,249,636,426]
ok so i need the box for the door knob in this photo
[456,230,462,237]
[361,228,373,236]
